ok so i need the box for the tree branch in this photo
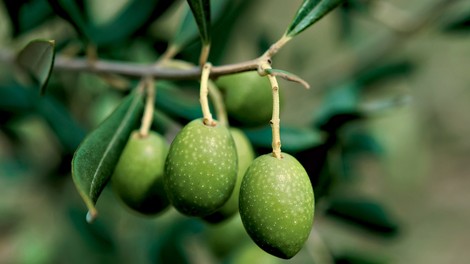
[0,48,259,80]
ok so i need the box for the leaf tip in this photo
[86,209,98,224]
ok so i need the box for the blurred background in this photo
[1,0,470,263]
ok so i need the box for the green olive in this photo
[112,130,169,215]
[239,153,314,259]
[216,72,275,127]
[164,119,238,217]
[204,128,255,223]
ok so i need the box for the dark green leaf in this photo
[356,60,415,86]
[16,39,56,95]
[151,109,182,136]
[173,0,228,50]
[3,0,53,36]
[36,95,86,154]
[72,90,144,222]
[326,197,399,236]
[89,0,174,46]
[442,12,470,34]
[179,0,252,65]
[47,0,174,46]
[286,0,345,37]
[47,0,89,39]
[155,82,203,122]
[186,0,211,45]
[334,251,387,264]
[0,84,34,112]
[243,126,324,153]
[343,130,383,155]
[313,82,361,130]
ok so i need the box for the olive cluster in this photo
[111,73,314,259]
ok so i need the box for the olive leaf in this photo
[155,82,203,122]
[47,0,174,46]
[3,0,53,36]
[243,126,324,153]
[172,0,228,51]
[88,0,174,46]
[36,95,86,154]
[326,197,399,236]
[312,81,361,130]
[186,0,211,45]
[72,90,144,222]
[16,39,56,95]
[442,11,470,34]
[285,0,345,37]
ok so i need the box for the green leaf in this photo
[243,126,324,153]
[16,39,56,95]
[155,82,203,122]
[326,197,399,236]
[313,81,361,130]
[334,252,387,264]
[3,0,53,36]
[186,0,211,45]
[47,0,89,39]
[356,60,415,86]
[36,95,86,154]
[442,11,470,34]
[72,90,144,222]
[343,130,383,155]
[0,83,34,112]
[151,109,181,136]
[286,0,345,37]
[173,0,228,50]
[88,0,174,46]
[47,0,174,46]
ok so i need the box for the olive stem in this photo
[199,44,211,66]
[264,63,282,159]
[208,81,228,126]
[200,63,215,126]
[260,35,292,61]
[139,77,155,138]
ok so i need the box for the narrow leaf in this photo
[47,0,90,39]
[173,0,228,50]
[155,82,203,122]
[16,39,56,95]
[326,197,399,236]
[36,95,86,154]
[286,0,345,37]
[442,12,470,34]
[243,126,324,153]
[3,0,53,36]
[89,0,175,46]
[186,0,211,45]
[312,81,366,132]
[72,90,144,222]
[356,60,415,86]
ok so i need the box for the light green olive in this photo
[112,130,169,215]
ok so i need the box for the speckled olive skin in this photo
[204,128,255,223]
[164,119,238,217]
[112,131,169,215]
[239,153,314,259]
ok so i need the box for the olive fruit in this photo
[204,128,255,223]
[216,72,273,127]
[112,130,170,215]
[164,118,238,217]
[239,153,314,259]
